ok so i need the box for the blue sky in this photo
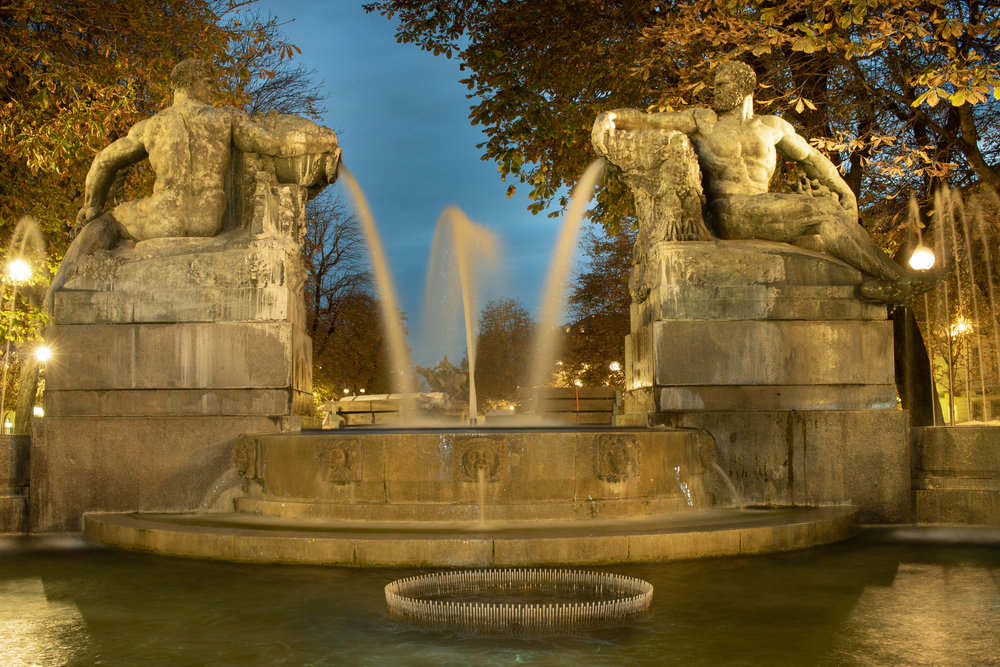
[252,0,589,365]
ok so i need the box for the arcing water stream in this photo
[340,158,605,421]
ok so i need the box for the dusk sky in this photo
[253,0,593,365]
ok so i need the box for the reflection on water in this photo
[1,530,998,666]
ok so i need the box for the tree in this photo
[365,0,1000,233]
[302,191,400,401]
[562,224,635,388]
[0,1,302,254]
[475,297,535,408]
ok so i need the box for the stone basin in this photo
[231,427,716,522]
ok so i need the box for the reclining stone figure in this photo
[592,61,942,303]
[47,58,340,311]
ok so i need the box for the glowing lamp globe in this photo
[8,259,31,282]
[909,246,935,270]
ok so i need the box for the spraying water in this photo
[339,167,417,395]
[526,159,606,391]
[423,207,500,424]
[711,461,745,509]
[2,216,47,429]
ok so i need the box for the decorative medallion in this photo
[317,438,361,483]
[597,434,641,482]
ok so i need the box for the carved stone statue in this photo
[47,58,341,310]
[415,355,467,403]
[593,61,942,304]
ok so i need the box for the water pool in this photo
[1,528,998,666]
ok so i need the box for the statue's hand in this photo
[592,112,618,155]
[73,206,103,238]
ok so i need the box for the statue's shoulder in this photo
[691,107,718,133]
[757,114,795,134]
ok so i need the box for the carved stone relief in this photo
[317,439,361,483]
[453,436,508,482]
[597,434,641,482]
[233,436,263,480]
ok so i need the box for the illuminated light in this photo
[509,405,515,411]
[359,388,366,393]
[7,259,31,282]
[609,361,621,372]
[33,406,43,417]
[343,388,350,394]
[574,379,583,387]
[35,345,51,362]
[951,318,972,337]
[909,245,936,270]
[4,422,10,429]
[556,360,563,366]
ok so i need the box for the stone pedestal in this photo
[619,240,910,523]
[32,144,319,532]
[0,435,29,533]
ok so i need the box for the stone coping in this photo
[84,505,858,567]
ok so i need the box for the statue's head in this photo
[713,61,756,112]
[170,59,216,104]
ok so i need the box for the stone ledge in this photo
[83,505,858,566]
[625,384,898,413]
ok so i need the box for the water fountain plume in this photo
[340,167,417,396]
[971,193,1000,418]
[1,216,47,429]
[955,194,990,418]
[526,158,606,392]
[422,207,500,423]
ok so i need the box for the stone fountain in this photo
[38,59,921,563]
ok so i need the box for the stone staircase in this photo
[913,426,1000,525]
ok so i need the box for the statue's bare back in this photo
[118,103,236,239]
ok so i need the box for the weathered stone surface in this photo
[619,409,911,524]
[595,129,710,244]
[44,388,309,417]
[234,429,712,522]
[632,240,887,329]
[626,319,894,390]
[30,415,292,532]
[0,435,29,488]
[83,505,858,566]
[45,322,309,392]
[627,385,898,412]
[0,435,29,534]
[912,425,1000,526]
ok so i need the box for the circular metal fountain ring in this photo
[385,568,653,633]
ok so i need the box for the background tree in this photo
[302,192,400,401]
[475,297,535,408]
[561,224,635,388]
[365,0,1000,228]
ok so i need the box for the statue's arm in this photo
[232,112,338,158]
[78,121,149,226]
[772,119,858,215]
[592,109,698,154]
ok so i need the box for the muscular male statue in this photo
[47,59,339,310]
[592,61,940,302]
